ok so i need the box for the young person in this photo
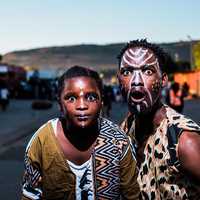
[168,81,184,113]
[117,39,200,199]
[21,65,139,200]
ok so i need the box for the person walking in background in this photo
[117,39,200,199]
[21,65,139,200]
[161,81,171,104]
[0,80,9,111]
[168,82,184,113]
[102,84,113,118]
[182,81,190,99]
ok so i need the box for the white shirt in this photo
[52,118,94,200]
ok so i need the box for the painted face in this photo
[118,47,164,115]
[60,76,102,128]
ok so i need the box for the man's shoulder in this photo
[166,105,200,133]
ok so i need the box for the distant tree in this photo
[193,41,200,69]
[164,54,179,74]
[175,61,191,72]
[164,53,191,74]
[0,54,2,62]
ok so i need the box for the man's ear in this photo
[161,73,168,88]
[117,71,121,83]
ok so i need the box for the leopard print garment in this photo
[121,105,200,200]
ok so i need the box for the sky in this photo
[0,0,200,54]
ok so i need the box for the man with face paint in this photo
[117,39,200,199]
[21,65,139,200]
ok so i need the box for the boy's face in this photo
[118,46,167,115]
[60,76,102,128]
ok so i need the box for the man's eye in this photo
[144,69,153,75]
[121,69,132,76]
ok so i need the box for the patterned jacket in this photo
[120,105,200,200]
[22,117,139,200]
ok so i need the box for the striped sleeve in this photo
[22,153,42,200]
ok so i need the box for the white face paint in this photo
[119,47,162,114]
[123,48,148,65]
[76,79,85,96]
[121,48,160,71]
[126,70,152,109]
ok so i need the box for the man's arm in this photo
[178,131,200,182]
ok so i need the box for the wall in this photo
[174,70,200,96]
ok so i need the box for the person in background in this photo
[21,65,139,200]
[117,39,200,199]
[182,82,190,99]
[102,84,113,117]
[168,82,184,113]
[161,81,171,104]
[0,80,9,111]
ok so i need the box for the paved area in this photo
[0,100,59,149]
[0,100,59,200]
[0,99,199,199]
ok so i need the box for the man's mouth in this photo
[130,91,145,102]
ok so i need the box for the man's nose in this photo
[131,71,144,86]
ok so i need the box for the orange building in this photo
[174,70,200,96]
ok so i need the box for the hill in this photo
[2,41,193,72]
[2,44,124,72]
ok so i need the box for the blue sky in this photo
[0,0,200,54]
